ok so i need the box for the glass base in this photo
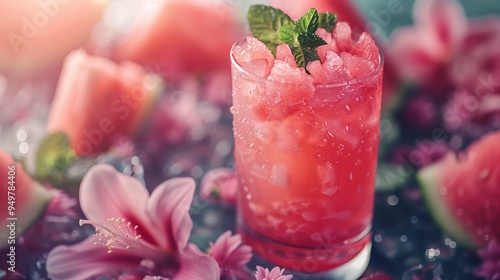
[248,241,371,280]
[239,224,371,279]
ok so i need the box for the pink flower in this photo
[46,164,219,280]
[476,240,500,279]
[389,0,466,88]
[45,188,78,218]
[200,168,238,205]
[208,231,252,279]
[254,266,293,280]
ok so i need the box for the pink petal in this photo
[172,244,220,280]
[79,165,160,245]
[146,177,196,251]
[413,0,466,51]
[80,165,149,224]
[46,238,139,280]
[200,168,238,205]
[389,26,443,82]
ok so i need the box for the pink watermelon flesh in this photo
[418,131,500,248]
[232,21,380,121]
[46,49,162,156]
[0,150,52,249]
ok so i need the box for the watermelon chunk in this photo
[418,131,500,248]
[46,49,162,156]
[232,36,275,78]
[0,150,52,249]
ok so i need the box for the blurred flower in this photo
[46,49,162,156]
[0,0,108,78]
[390,140,450,169]
[476,241,500,280]
[399,96,438,132]
[388,0,500,145]
[46,164,219,280]
[360,272,393,280]
[45,188,78,218]
[112,0,241,80]
[389,0,466,91]
[208,230,252,279]
[254,266,293,280]
[200,167,238,205]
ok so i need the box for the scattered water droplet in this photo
[387,195,399,206]
[410,216,419,224]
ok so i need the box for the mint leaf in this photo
[247,5,337,72]
[247,5,293,55]
[290,46,321,69]
[319,12,337,32]
[295,8,320,34]
[298,33,327,48]
[35,132,76,186]
[277,22,296,46]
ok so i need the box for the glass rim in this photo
[230,36,384,88]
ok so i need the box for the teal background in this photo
[355,0,500,39]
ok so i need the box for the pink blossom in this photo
[46,164,219,280]
[476,240,500,279]
[389,0,466,88]
[200,168,238,205]
[208,231,252,279]
[254,266,293,280]
[45,188,78,218]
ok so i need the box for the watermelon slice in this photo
[418,131,500,249]
[46,49,163,156]
[0,150,52,249]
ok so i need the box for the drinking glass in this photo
[231,38,383,279]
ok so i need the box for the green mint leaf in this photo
[277,22,296,46]
[298,33,327,48]
[35,132,76,186]
[290,46,321,69]
[319,12,337,32]
[247,5,337,73]
[247,5,293,55]
[295,8,320,34]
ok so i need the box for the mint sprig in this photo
[247,5,337,70]
[247,5,293,56]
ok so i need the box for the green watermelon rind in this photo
[0,182,52,249]
[133,73,165,138]
[417,161,478,250]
